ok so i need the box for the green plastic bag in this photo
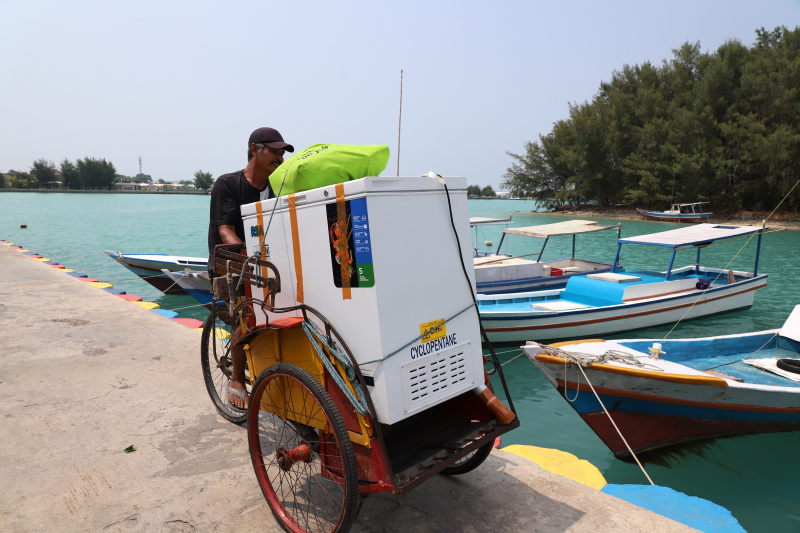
[269,144,390,196]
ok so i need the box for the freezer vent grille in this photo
[402,343,473,414]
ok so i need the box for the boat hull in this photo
[533,357,800,456]
[104,252,207,295]
[480,276,767,343]
[636,209,712,222]
[162,269,214,308]
[576,403,800,457]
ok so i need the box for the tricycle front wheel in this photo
[248,363,360,533]
[200,307,250,424]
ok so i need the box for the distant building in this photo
[114,182,142,191]
[496,191,513,198]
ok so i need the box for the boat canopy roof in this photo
[469,216,512,226]
[671,202,710,207]
[503,220,620,238]
[618,223,763,248]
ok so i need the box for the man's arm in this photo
[217,224,242,244]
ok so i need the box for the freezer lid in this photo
[241,175,467,217]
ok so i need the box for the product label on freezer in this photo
[326,197,375,288]
[420,318,446,342]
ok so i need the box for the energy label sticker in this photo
[326,197,375,288]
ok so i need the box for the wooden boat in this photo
[478,224,769,343]
[104,251,207,294]
[471,219,621,295]
[637,202,712,222]
[523,305,800,456]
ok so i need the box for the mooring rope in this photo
[543,345,656,485]
[72,259,117,271]
[155,302,209,312]
[660,177,800,343]
[46,252,108,261]
[702,332,779,371]
[144,269,189,302]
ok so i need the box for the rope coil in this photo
[545,346,665,372]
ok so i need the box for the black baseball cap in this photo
[248,127,294,153]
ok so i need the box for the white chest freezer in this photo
[240,175,483,425]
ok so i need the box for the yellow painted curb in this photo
[502,445,607,490]
[16,249,31,252]
[132,301,160,310]
[35,258,51,262]
[87,282,113,289]
[61,269,76,273]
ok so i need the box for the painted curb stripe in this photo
[115,294,143,302]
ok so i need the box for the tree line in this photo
[467,184,496,197]
[2,158,215,192]
[501,26,800,212]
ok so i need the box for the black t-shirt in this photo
[207,170,274,271]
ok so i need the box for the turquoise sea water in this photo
[2,193,799,532]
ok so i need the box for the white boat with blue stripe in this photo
[478,224,770,343]
[104,251,207,294]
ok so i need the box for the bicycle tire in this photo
[200,306,249,423]
[248,363,360,533]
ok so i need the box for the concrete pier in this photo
[0,244,697,532]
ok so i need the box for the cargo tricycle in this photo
[201,176,519,533]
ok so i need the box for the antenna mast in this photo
[139,156,142,176]
[397,69,403,177]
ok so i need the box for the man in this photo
[208,127,294,409]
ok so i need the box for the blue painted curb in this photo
[602,484,746,532]
[150,309,179,319]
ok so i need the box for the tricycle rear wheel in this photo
[440,440,493,476]
[249,363,359,533]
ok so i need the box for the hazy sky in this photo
[1,1,798,189]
